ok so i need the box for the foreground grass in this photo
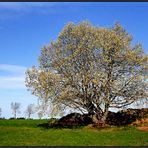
[0,119,147,146]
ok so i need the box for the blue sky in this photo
[0,2,148,118]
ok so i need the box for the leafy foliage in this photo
[26,21,148,124]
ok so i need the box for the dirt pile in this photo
[58,113,92,127]
[57,108,148,127]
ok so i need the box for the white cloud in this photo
[0,76,25,89]
[0,2,87,21]
[0,64,26,74]
[0,64,27,89]
[0,2,81,13]
[0,2,62,11]
[0,2,69,20]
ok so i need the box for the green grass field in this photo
[0,119,147,146]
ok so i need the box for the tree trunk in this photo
[101,110,108,123]
[90,105,109,127]
[28,113,31,119]
[15,111,16,119]
[101,104,109,124]
[92,114,100,124]
[90,114,106,127]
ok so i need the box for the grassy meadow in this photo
[0,119,147,146]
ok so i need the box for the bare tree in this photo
[25,104,35,119]
[11,102,21,119]
[0,108,2,118]
[37,111,43,119]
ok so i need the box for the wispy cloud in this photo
[0,2,86,17]
[0,2,56,9]
[0,2,68,12]
[0,64,27,89]
[0,64,26,75]
[0,2,72,20]
[0,76,25,89]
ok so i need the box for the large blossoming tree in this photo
[26,21,148,124]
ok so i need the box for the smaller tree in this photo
[25,104,35,119]
[37,111,43,119]
[0,108,2,118]
[11,102,21,119]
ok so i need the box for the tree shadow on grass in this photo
[37,122,84,130]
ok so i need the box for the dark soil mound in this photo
[57,108,148,127]
[106,108,148,126]
[58,112,92,127]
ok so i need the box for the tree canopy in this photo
[26,21,148,124]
